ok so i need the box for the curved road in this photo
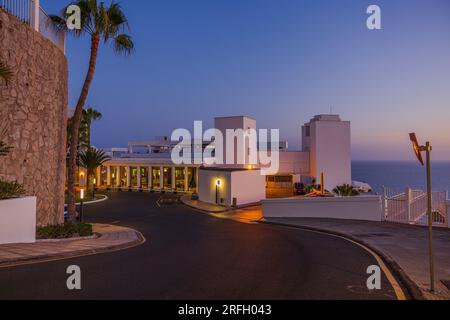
[0,192,398,300]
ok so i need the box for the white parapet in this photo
[262,195,383,222]
[0,197,37,244]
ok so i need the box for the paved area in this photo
[0,224,143,267]
[180,196,230,213]
[265,217,450,300]
[0,192,399,299]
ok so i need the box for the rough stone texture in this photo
[0,10,67,226]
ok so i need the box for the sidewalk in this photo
[0,224,144,268]
[180,196,230,213]
[180,196,264,223]
[265,217,450,300]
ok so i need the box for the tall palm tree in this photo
[78,148,110,192]
[0,60,13,85]
[51,0,134,222]
[81,107,102,148]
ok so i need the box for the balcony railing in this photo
[0,0,65,53]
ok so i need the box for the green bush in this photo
[36,223,93,240]
[333,184,360,197]
[0,180,25,200]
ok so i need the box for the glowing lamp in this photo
[80,189,85,200]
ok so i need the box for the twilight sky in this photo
[42,0,450,160]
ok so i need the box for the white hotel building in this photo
[90,115,351,207]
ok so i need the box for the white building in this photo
[302,115,352,191]
[90,114,351,207]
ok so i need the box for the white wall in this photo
[198,168,266,207]
[198,170,231,206]
[262,196,383,222]
[230,170,266,206]
[0,197,37,244]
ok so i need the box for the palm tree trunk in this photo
[67,34,100,223]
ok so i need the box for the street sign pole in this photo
[410,133,435,293]
[424,142,435,293]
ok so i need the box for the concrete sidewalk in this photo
[265,217,450,300]
[0,224,144,267]
[180,196,230,213]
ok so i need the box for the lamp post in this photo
[93,178,96,200]
[79,188,85,223]
[409,133,435,293]
[216,179,221,205]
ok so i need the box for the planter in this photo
[0,197,36,244]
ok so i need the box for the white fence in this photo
[262,196,384,222]
[0,0,65,52]
[382,187,448,227]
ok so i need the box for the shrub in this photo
[333,184,360,197]
[0,180,25,200]
[36,222,93,240]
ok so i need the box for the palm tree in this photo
[51,0,134,222]
[0,60,13,85]
[81,107,102,148]
[333,184,360,197]
[78,148,110,193]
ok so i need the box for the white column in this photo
[31,0,40,32]
[137,166,142,188]
[172,167,176,191]
[148,166,152,190]
[160,166,164,190]
[96,167,101,187]
[107,166,111,186]
[184,167,189,192]
[126,167,131,188]
[116,167,121,187]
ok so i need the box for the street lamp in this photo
[216,179,221,205]
[93,178,97,199]
[409,133,435,293]
[79,188,85,223]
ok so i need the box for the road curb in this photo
[179,197,230,214]
[260,220,425,301]
[0,229,145,269]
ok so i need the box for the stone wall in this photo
[0,10,67,226]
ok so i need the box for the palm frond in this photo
[113,34,134,56]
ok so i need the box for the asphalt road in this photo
[0,192,398,300]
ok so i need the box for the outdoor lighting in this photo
[79,188,85,222]
[215,179,221,204]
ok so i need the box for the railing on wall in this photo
[0,0,65,53]
[0,0,31,23]
[382,187,448,227]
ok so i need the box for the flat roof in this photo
[199,166,258,172]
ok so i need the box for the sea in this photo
[352,161,450,194]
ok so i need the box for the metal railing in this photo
[382,187,448,227]
[0,0,65,53]
[0,0,31,23]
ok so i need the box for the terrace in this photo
[0,0,65,52]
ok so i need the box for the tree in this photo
[0,60,13,85]
[81,107,102,148]
[78,148,110,192]
[51,0,134,222]
[333,184,360,197]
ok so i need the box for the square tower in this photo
[302,115,351,191]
